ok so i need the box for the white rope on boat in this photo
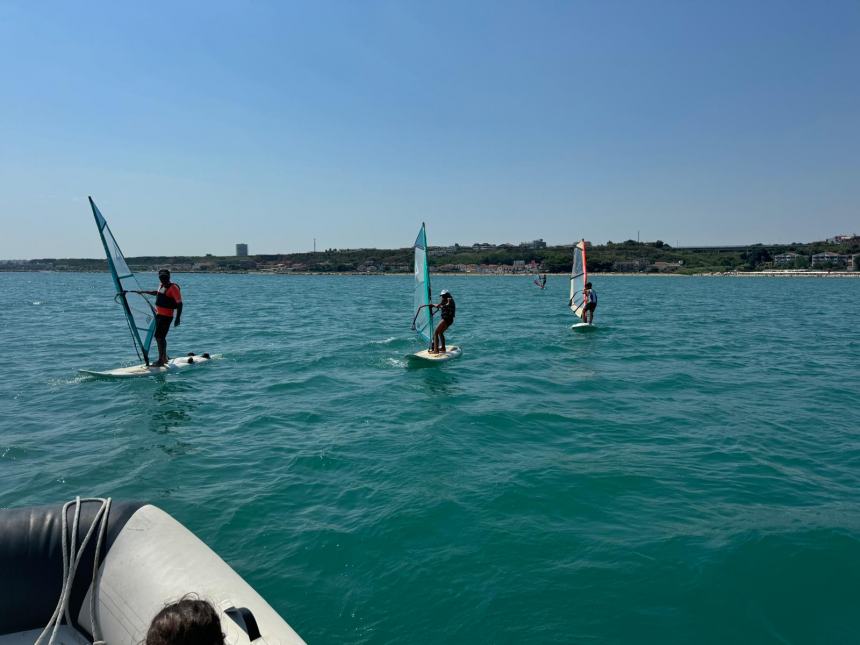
[35,496,112,645]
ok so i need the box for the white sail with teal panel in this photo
[413,223,434,345]
[89,196,156,364]
[569,239,587,318]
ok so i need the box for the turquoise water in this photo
[2,272,859,643]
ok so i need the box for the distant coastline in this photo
[2,238,858,276]
[2,269,858,278]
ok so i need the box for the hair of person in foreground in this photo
[145,596,225,645]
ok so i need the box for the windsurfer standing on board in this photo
[429,290,455,353]
[413,289,456,354]
[140,269,182,366]
[582,281,597,324]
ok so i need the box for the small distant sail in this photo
[89,197,156,364]
[413,223,435,345]
[569,239,587,318]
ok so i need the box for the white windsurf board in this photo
[80,353,219,379]
[409,346,462,362]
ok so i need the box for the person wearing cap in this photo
[429,289,455,353]
[140,269,183,366]
[582,281,597,323]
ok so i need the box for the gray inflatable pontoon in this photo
[0,498,305,644]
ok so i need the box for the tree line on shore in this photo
[3,238,859,274]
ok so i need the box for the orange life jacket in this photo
[155,283,182,317]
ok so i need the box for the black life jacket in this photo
[440,298,455,319]
[155,283,180,310]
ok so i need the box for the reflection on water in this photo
[416,367,461,396]
[147,380,196,455]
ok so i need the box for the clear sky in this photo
[1,0,858,258]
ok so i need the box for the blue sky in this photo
[1,0,858,258]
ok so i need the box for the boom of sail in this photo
[89,196,156,364]
[413,223,435,345]
[569,239,588,318]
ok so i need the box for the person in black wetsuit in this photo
[430,289,455,353]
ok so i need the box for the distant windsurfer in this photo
[582,281,597,324]
[541,274,547,288]
[412,289,455,354]
[140,269,182,366]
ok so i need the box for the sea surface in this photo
[1,272,859,644]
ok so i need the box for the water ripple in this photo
[0,273,858,642]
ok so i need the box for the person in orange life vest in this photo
[142,269,182,366]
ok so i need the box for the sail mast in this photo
[582,239,588,288]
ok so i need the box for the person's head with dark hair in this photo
[146,597,225,645]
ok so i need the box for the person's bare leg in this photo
[434,319,450,352]
[431,328,441,353]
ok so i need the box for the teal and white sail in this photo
[89,196,156,364]
[413,223,434,345]
[569,239,587,318]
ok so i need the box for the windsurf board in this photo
[80,353,219,378]
[409,346,462,362]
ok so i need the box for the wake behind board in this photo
[80,353,219,378]
[409,346,462,362]
[571,322,596,331]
